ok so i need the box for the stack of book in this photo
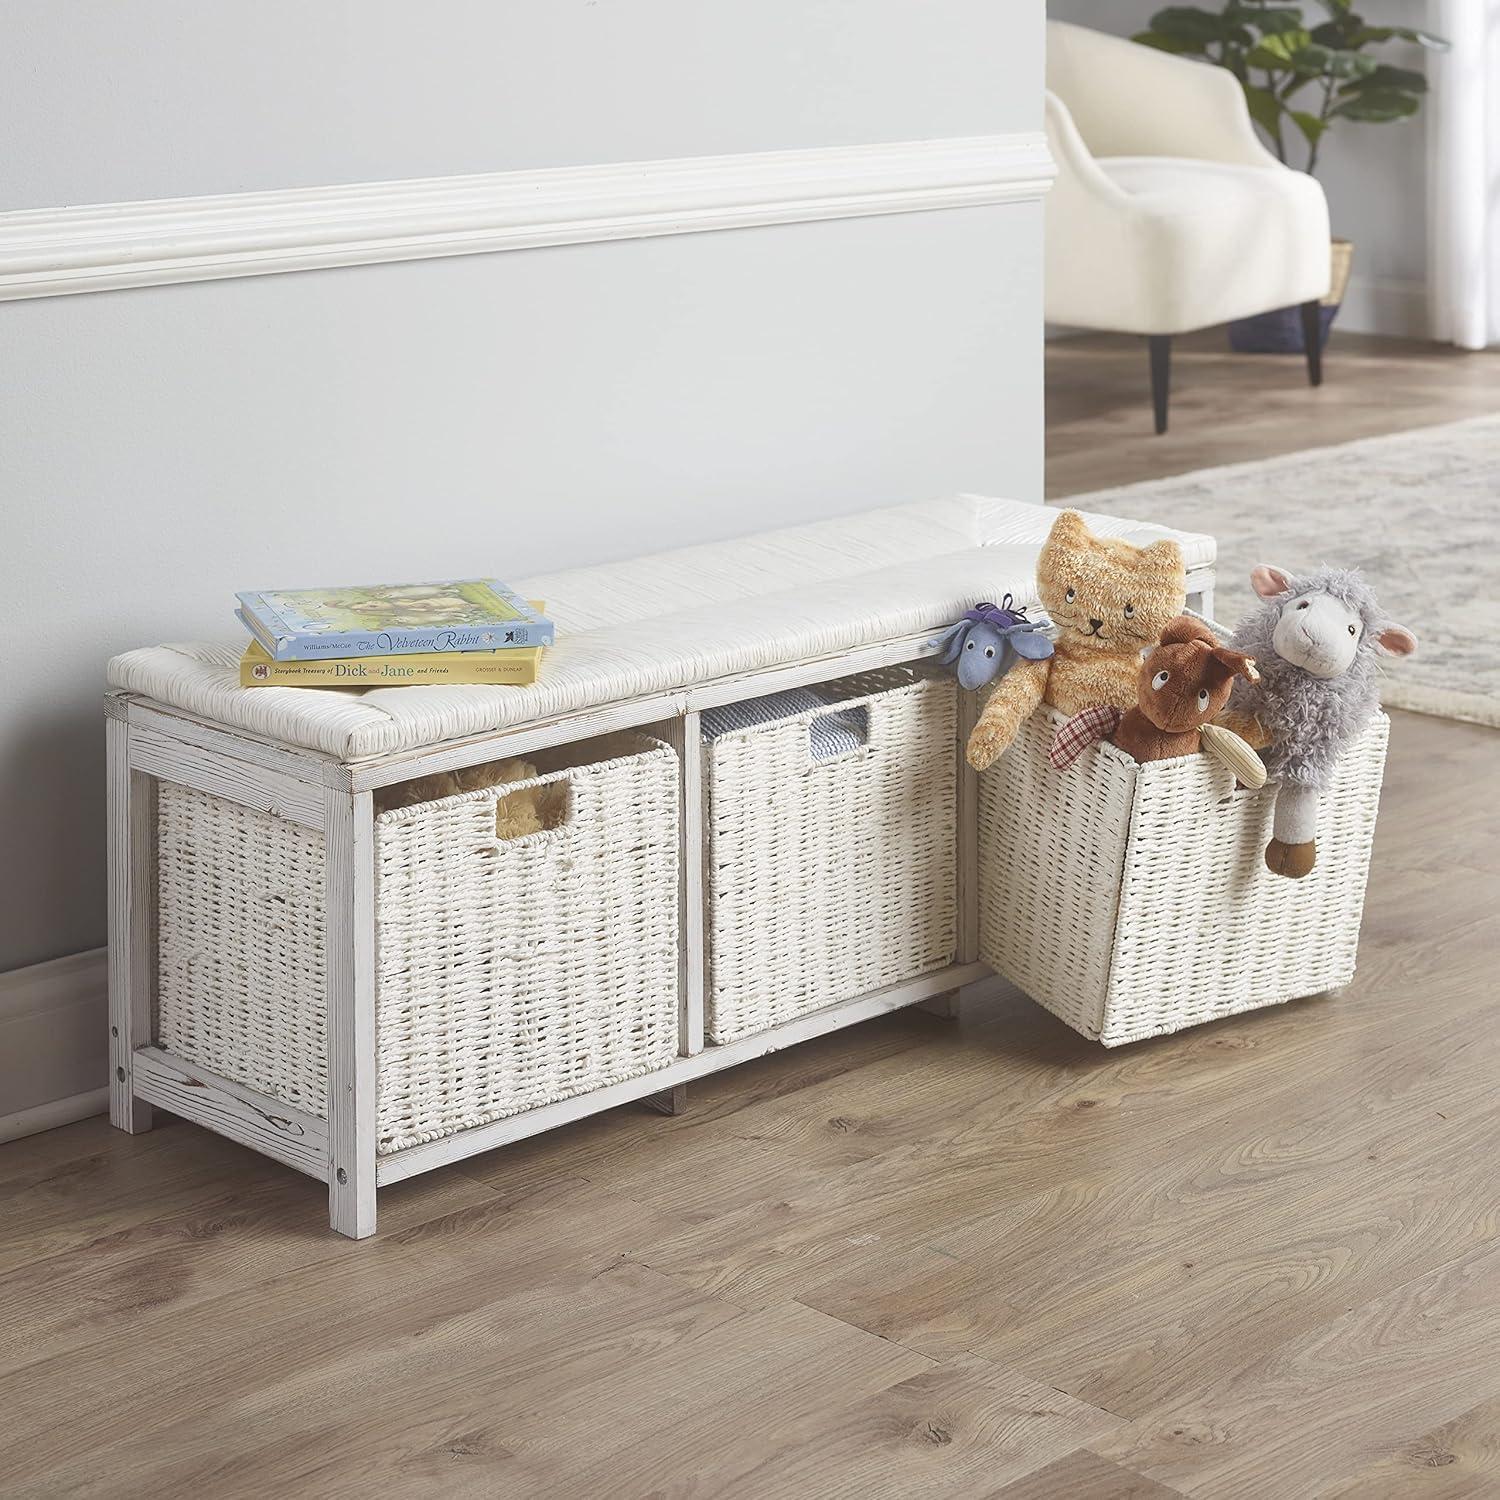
[236,579,553,689]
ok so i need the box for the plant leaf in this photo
[1240,5,1307,35]
[1242,82,1286,135]
[1146,6,1254,46]
[1132,29,1205,54]
[1247,27,1313,62]
[1288,108,1329,145]
[1299,44,1379,79]
[1308,19,1353,47]
[1381,25,1450,50]
[1339,63,1428,93]
[1331,87,1421,121]
[1246,45,1289,71]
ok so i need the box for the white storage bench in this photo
[106,494,1217,1238]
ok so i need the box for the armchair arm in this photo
[1038,94,1176,337]
[1043,91,1153,332]
[1045,91,1133,214]
[1047,20,1280,168]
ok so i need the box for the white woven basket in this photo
[158,732,680,1153]
[704,668,957,1044]
[158,788,329,1116]
[977,706,1389,1045]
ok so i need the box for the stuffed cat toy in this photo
[966,510,1186,771]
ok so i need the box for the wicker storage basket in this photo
[703,667,957,1044]
[157,732,680,1152]
[978,707,1389,1046]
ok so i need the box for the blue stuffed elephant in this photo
[929,596,1054,691]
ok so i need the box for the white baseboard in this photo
[1336,274,1430,339]
[0,133,1054,302]
[0,1088,110,1145]
[0,948,108,1142]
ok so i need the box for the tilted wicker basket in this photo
[978,706,1389,1045]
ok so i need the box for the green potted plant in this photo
[1133,0,1446,352]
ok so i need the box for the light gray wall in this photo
[1047,0,1431,311]
[1,3,1045,977]
[2,0,1034,209]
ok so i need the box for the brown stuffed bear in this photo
[1115,616,1260,764]
[1049,616,1268,785]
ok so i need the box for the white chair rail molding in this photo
[0,135,1053,301]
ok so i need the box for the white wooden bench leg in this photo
[654,710,707,1058]
[920,686,981,1025]
[681,712,707,1057]
[919,990,962,1019]
[325,787,377,1239]
[644,1084,688,1116]
[107,715,155,1133]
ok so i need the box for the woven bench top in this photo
[108,495,1215,762]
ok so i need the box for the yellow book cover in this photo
[241,603,546,688]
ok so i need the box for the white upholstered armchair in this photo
[1046,20,1332,432]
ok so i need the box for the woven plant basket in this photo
[703,666,957,1044]
[977,705,1388,1046]
[1227,237,1354,354]
[157,731,680,1153]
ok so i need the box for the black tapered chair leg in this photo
[1300,300,1324,387]
[1148,335,1171,435]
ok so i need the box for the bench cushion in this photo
[107,495,1214,762]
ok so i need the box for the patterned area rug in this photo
[1066,414,1500,729]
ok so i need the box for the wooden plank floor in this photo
[1046,327,1499,498]
[2,338,1498,1498]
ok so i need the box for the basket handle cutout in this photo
[807,703,869,764]
[494,778,572,843]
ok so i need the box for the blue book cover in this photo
[236,579,555,661]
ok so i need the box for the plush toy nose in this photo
[1088,618,1103,631]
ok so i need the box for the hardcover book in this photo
[240,639,543,688]
[236,579,553,660]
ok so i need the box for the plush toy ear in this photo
[1009,629,1054,660]
[1138,538,1185,578]
[1374,623,1418,658]
[1250,564,1295,599]
[1210,646,1260,684]
[931,621,968,666]
[1046,509,1092,547]
[1159,614,1216,648]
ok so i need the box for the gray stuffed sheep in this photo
[1225,563,1416,879]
